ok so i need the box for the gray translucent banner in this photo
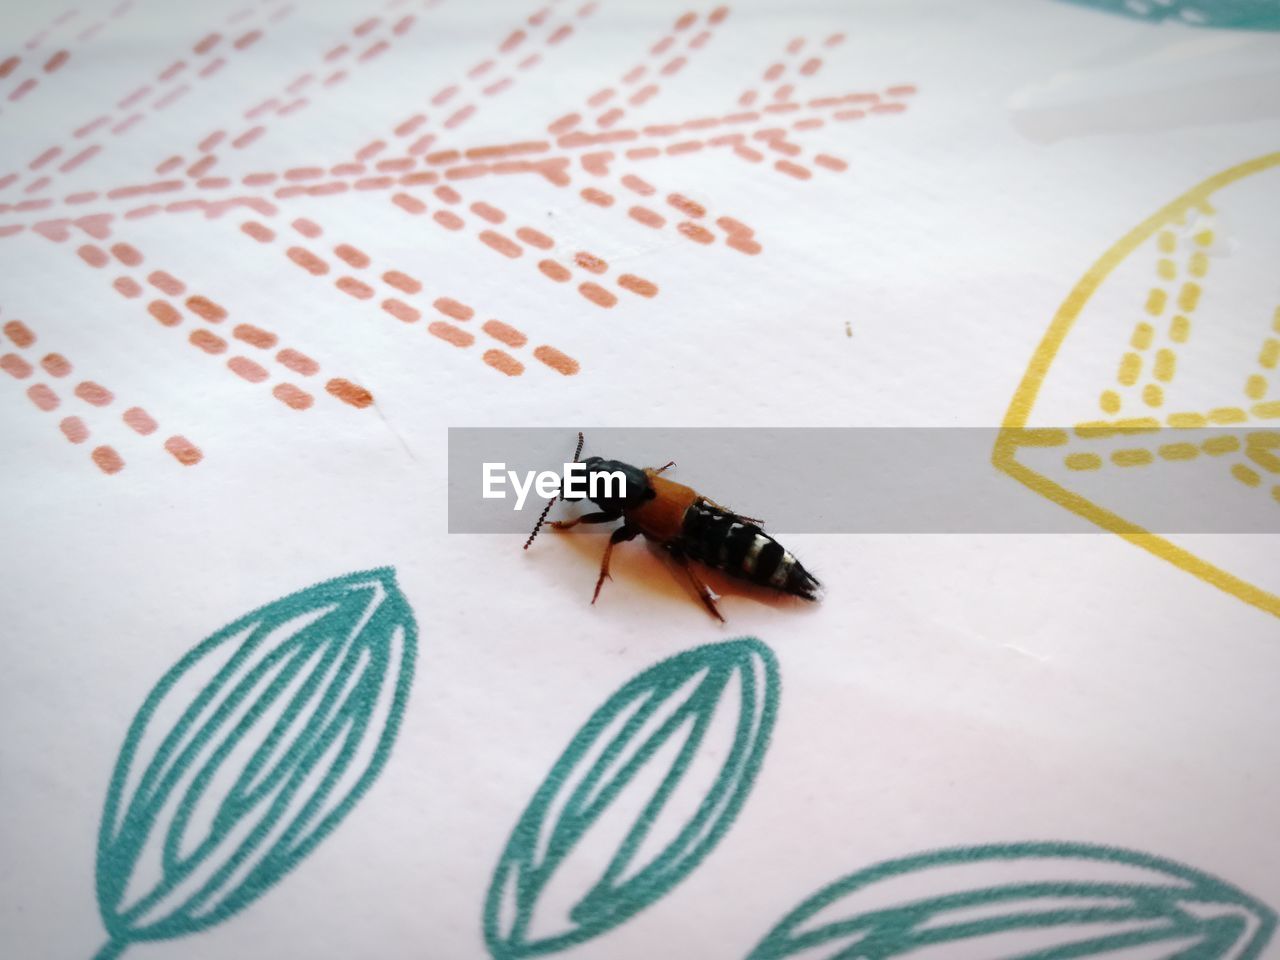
[447,428,1280,533]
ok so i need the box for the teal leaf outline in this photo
[484,637,780,959]
[93,568,417,959]
[1056,0,1280,31]
[746,841,1277,959]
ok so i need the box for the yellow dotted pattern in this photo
[1100,225,1214,415]
[1230,430,1280,498]
[1060,428,1280,506]
[1244,306,1280,401]
[1063,434,1243,471]
[996,154,1280,620]
[1073,209,1280,505]
[1223,307,1280,498]
[1072,400,1280,438]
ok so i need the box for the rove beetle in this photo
[524,433,821,621]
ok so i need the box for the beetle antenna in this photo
[523,496,557,551]
[523,431,585,550]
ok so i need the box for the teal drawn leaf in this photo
[93,568,417,959]
[746,841,1277,959]
[484,637,780,959]
[1056,0,1280,31]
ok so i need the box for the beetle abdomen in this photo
[679,499,820,600]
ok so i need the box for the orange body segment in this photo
[625,469,699,542]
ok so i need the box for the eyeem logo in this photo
[482,462,627,510]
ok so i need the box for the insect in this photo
[523,433,821,621]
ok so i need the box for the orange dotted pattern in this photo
[0,0,916,477]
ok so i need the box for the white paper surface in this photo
[2,1,1279,958]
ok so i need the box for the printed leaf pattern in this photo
[484,638,780,958]
[1058,0,1280,30]
[93,568,417,959]
[746,841,1277,959]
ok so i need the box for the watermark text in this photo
[482,462,626,510]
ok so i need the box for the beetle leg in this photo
[666,546,725,622]
[593,524,640,603]
[701,496,763,525]
[652,460,676,475]
[552,511,621,530]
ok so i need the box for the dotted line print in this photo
[1099,213,1215,416]
[1,313,202,473]
[3,1,296,197]
[237,210,580,377]
[0,0,920,477]
[0,3,138,106]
